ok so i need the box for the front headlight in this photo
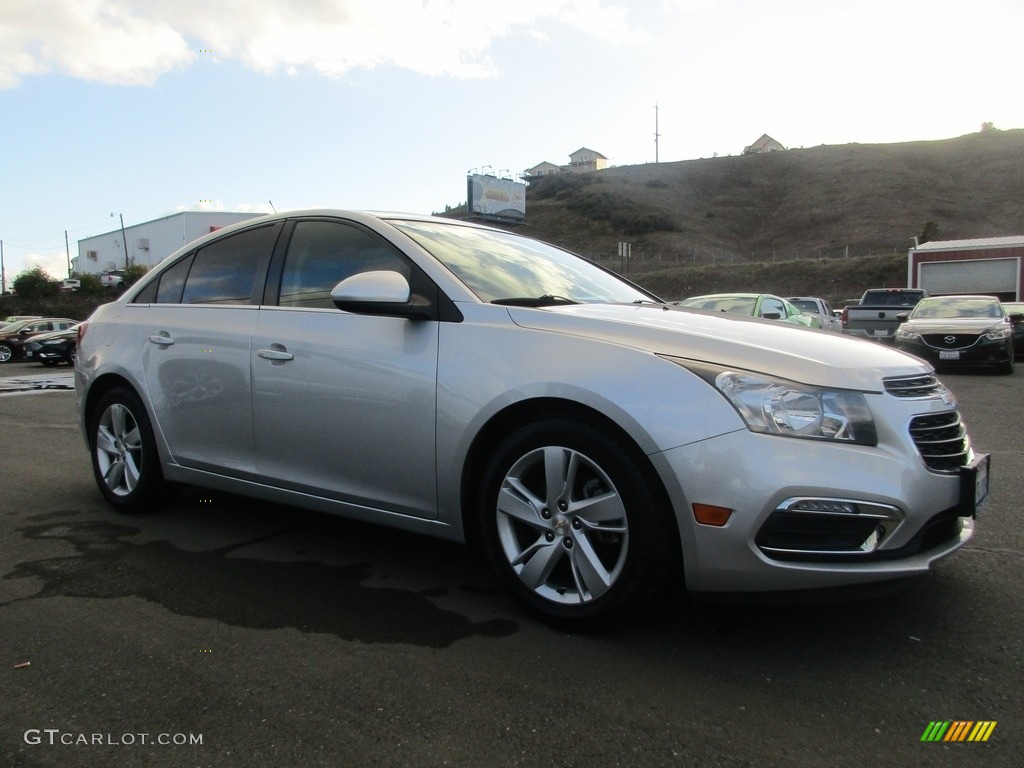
[675,362,878,445]
[895,326,919,341]
[984,326,1011,340]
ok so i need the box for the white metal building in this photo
[75,211,265,275]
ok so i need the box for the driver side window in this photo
[278,221,410,309]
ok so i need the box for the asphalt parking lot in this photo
[1,360,1021,767]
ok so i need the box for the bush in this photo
[12,267,60,299]
[77,274,105,295]
[123,264,149,287]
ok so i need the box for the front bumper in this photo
[896,336,1011,367]
[650,392,976,593]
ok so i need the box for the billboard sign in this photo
[467,174,526,221]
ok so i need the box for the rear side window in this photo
[179,224,280,305]
[155,255,193,304]
[277,221,410,309]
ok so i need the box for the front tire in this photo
[0,343,12,363]
[477,414,677,627]
[89,387,173,513]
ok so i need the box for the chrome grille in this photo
[884,373,942,398]
[908,411,968,472]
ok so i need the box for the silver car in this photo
[75,211,986,627]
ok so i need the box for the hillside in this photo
[449,128,1024,302]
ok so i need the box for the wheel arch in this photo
[83,373,147,446]
[459,396,682,571]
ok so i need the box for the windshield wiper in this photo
[632,298,667,306]
[491,295,580,307]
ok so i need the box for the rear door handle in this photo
[148,334,175,346]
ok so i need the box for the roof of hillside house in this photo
[570,147,608,159]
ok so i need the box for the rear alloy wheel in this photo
[478,415,676,627]
[90,388,172,513]
[0,344,12,363]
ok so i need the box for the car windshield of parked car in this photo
[679,295,757,314]
[391,220,658,305]
[788,299,818,313]
[911,298,1003,319]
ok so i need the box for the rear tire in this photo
[89,387,174,513]
[477,414,677,628]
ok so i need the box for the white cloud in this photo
[0,0,643,87]
[17,251,71,281]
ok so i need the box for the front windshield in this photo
[911,298,1003,319]
[391,220,658,305]
[789,300,817,313]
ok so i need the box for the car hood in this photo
[508,303,926,392]
[901,317,1006,334]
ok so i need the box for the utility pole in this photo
[654,102,661,163]
[1,240,5,294]
[65,230,72,277]
[111,212,129,270]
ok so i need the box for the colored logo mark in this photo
[921,721,997,742]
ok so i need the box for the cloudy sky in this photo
[2,0,1022,282]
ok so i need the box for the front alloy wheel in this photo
[496,446,628,606]
[479,415,676,627]
[0,344,12,363]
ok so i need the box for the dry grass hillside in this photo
[448,128,1024,303]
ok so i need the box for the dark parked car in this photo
[895,295,1017,374]
[23,324,80,366]
[0,318,77,363]
[1000,301,1024,358]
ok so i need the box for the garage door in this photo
[920,257,1019,298]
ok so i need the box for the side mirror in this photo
[896,312,909,321]
[330,271,434,320]
[762,312,782,320]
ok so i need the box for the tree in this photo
[12,266,60,298]
[919,221,940,245]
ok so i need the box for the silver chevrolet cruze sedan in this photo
[75,211,986,626]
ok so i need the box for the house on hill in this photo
[524,148,608,178]
[568,147,608,173]
[524,161,562,177]
[743,134,786,154]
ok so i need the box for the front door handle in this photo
[148,334,175,346]
[257,347,294,362]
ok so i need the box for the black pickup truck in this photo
[842,288,929,343]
